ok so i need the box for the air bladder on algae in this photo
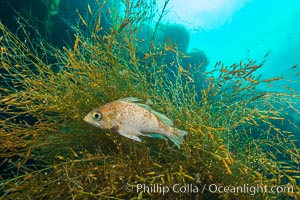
[1,1,300,199]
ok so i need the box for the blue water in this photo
[156,0,300,122]
[158,0,300,79]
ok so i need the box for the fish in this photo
[290,64,298,69]
[84,97,187,148]
[264,50,271,58]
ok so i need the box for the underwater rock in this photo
[182,48,209,74]
[0,0,116,48]
[157,24,190,53]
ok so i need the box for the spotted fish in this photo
[84,97,187,147]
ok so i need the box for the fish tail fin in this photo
[168,129,187,148]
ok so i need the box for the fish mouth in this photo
[83,115,88,122]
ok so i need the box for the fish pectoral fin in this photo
[107,112,121,129]
[117,125,144,142]
[137,103,174,127]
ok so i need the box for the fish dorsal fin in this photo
[119,97,141,102]
[137,103,174,127]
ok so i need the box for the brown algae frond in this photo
[1,0,300,199]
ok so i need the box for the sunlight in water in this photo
[157,0,252,31]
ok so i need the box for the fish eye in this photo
[93,112,102,121]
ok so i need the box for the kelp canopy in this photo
[0,0,300,199]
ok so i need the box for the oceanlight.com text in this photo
[208,183,294,195]
[125,183,294,196]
